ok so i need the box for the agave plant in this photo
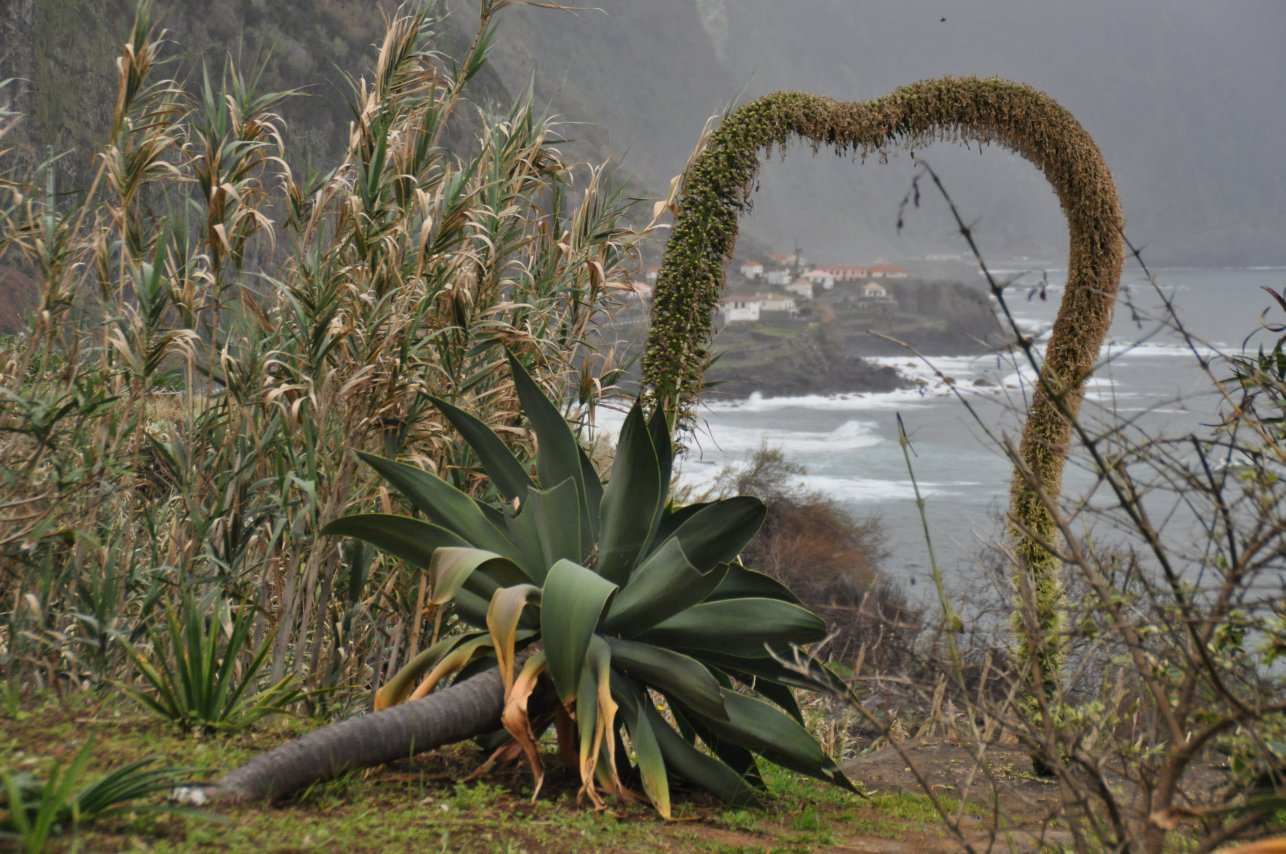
[320,351,853,814]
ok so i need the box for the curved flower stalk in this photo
[320,351,854,815]
[641,79,1125,685]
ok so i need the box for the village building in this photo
[764,268,792,286]
[813,264,867,283]
[756,293,798,316]
[861,280,894,301]
[719,294,761,323]
[739,260,765,280]
[868,263,908,278]
[786,278,814,300]
[802,268,834,290]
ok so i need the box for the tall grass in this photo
[0,1,651,710]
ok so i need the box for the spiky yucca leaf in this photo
[322,352,853,815]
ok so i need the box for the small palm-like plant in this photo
[0,740,190,853]
[321,351,854,814]
[121,593,302,732]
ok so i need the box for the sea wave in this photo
[689,418,884,455]
[704,389,936,414]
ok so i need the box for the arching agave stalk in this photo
[315,350,853,814]
[641,79,1125,688]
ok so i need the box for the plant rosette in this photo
[324,351,855,816]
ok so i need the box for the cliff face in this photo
[1,1,1283,266]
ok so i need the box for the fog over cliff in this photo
[482,0,1286,266]
[4,0,1283,266]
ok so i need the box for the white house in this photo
[786,278,814,300]
[757,293,798,316]
[739,260,765,280]
[719,294,761,323]
[802,268,834,290]
[765,268,792,286]
[861,281,891,300]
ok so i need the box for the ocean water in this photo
[595,267,1286,601]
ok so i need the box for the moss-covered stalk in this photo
[642,79,1124,685]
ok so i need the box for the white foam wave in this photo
[705,389,936,414]
[691,418,883,455]
[801,474,967,502]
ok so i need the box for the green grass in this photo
[0,693,973,852]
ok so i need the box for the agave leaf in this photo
[640,598,826,657]
[603,539,727,635]
[506,351,584,504]
[403,634,506,706]
[672,705,765,790]
[578,444,603,552]
[708,564,802,604]
[615,679,761,809]
[576,636,614,808]
[704,690,858,793]
[321,513,468,569]
[428,394,533,503]
[597,402,662,585]
[487,584,541,695]
[506,350,594,554]
[646,502,708,556]
[708,663,805,723]
[376,633,478,710]
[452,586,491,629]
[527,477,583,573]
[430,547,528,604]
[700,650,844,695]
[646,405,673,521]
[668,497,767,573]
[624,684,670,818]
[541,560,617,702]
[354,452,521,562]
[500,650,548,799]
[606,639,726,722]
[502,486,548,580]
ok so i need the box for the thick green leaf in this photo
[506,350,584,502]
[528,477,583,573]
[597,403,662,585]
[355,452,520,562]
[702,690,857,793]
[578,444,604,554]
[640,598,826,657]
[606,639,726,722]
[646,405,673,521]
[321,514,467,569]
[615,678,760,808]
[701,650,849,697]
[502,486,547,580]
[542,560,617,702]
[709,564,802,604]
[715,666,805,723]
[428,547,527,604]
[428,394,533,503]
[626,684,670,817]
[668,497,766,572]
[603,539,727,635]
[672,705,765,790]
[453,586,490,628]
[646,502,708,557]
